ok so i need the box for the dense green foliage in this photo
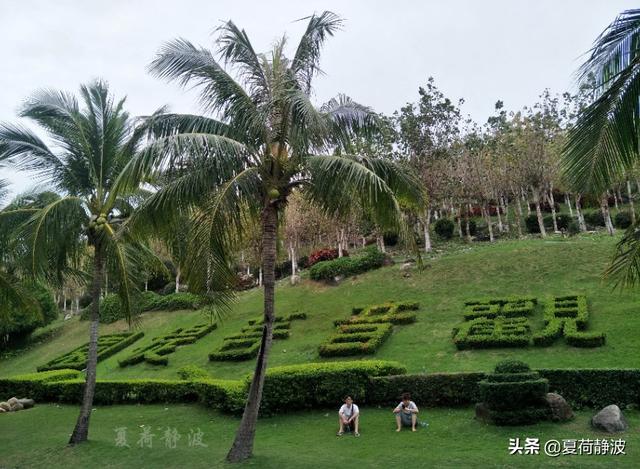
[0,282,58,349]
[309,246,385,281]
[433,218,455,240]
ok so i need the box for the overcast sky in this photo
[0,0,636,196]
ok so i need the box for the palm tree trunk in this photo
[227,204,278,462]
[68,245,103,445]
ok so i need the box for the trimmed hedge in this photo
[83,292,205,324]
[37,332,144,371]
[309,246,385,281]
[478,361,550,426]
[323,301,419,356]
[258,360,406,415]
[533,295,605,348]
[433,218,455,240]
[3,364,640,416]
[119,324,215,367]
[210,313,306,362]
[453,317,531,350]
[319,323,392,357]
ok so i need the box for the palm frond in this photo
[291,11,343,92]
[604,223,640,288]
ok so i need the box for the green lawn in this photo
[1,233,639,381]
[0,404,637,468]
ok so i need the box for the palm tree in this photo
[123,11,424,462]
[0,81,150,444]
[563,9,640,285]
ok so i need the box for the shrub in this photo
[38,332,144,371]
[309,246,385,281]
[463,297,536,320]
[478,361,550,425]
[433,218,455,240]
[567,220,581,236]
[614,210,635,229]
[494,359,530,374]
[258,360,406,415]
[177,365,210,380]
[308,248,343,267]
[524,214,542,233]
[0,282,59,349]
[583,210,605,228]
[209,341,260,361]
[161,282,177,295]
[85,292,204,323]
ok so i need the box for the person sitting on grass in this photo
[393,392,419,432]
[337,395,360,437]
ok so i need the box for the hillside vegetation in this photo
[1,234,638,381]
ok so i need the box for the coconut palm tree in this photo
[122,11,424,462]
[0,80,153,444]
[563,9,640,285]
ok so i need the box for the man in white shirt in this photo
[337,395,360,437]
[393,392,419,432]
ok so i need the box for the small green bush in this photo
[614,210,635,229]
[177,365,210,381]
[433,218,455,240]
[524,214,542,233]
[583,210,605,228]
[494,360,530,374]
[309,246,385,281]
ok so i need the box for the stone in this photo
[333,275,345,284]
[0,402,9,412]
[400,262,412,272]
[17,398,35,409]
[544,393,574,422]
[7,397,18,406]
[9,401,23,411]
[475,402,491,423]
[591,405,628,433]
[0,407,6,413]
[64,313,73,320]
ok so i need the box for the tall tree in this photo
[123,12,423,462]
[0,81,151,444]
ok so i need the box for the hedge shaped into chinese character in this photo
[333,301,419,326]
[452,296,536,349]
[208,313,306,361]
[119,323,216,367]
[453,316,531,350]
[532,295,605,347]
[319,323,393,357]
[463,297,537,320]
[38,332,144,371]
[477,360,551,426]
[319,301,419,357]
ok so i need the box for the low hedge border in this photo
[309,246,385,281]
[37,332,144,372]
[3,365,639,415]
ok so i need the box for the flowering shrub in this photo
[307,248,346,266]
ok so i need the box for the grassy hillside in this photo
[1,233,639,380]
